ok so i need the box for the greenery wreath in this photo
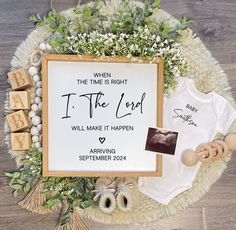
[5,0,192,228]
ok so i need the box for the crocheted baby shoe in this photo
[92,178,116,214]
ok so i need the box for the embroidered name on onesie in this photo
[172,103,199,127]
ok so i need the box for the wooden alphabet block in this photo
[6,110,31,132]
[11,132,31,151]
[9,91,30,110]
[7,68,33,90]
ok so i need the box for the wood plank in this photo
[0,0,236,229]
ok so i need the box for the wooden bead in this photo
[31,116,41,126]
[28,66,38,76]
[38,147,43,153]
[37,124,42,131]
[35,142,41,148]
[29,111,36,118]
[35,96,41,104]
[38,102,42,110]
[7,68,33,90]
[39,43,46,51]
[31,104,38,112]
[46,43,52,51]
[36,88,42,97]
[6,110,31,132]
[11,132,31,151]
[224,134,236,151]
[36,81,42,88]
[32,135,39,143]
[30,126,39,135]
[182,149,199,166]
[33,75,40,82]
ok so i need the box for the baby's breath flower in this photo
[65,26,188,93]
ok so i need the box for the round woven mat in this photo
[8,0,236,225]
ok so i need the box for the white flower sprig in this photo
[64,26,188,92]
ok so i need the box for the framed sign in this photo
[42,54,163,177]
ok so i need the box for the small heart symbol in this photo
[99,137,106,144]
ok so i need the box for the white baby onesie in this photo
[138,77,236,205]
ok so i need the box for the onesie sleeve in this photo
[214,93,236,135]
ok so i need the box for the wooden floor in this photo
[0,0,236,229]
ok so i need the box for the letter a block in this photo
[11,132,31,151]
[6,110,31,132]
[7,68,33,90]
[9,91,30,110]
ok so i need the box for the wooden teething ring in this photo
[196,143,214,163]
[208,141,223,160]
[213,140,229,158]
[30,49,43,67]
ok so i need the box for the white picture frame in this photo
[42,55,163,177]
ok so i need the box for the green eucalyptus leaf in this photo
[13,172,21,178]
[11,184,22,190]
[5,172,14,178]
[74,8,83,14]
[29,15,37,21]
[13,190,18,198]
[37,21,47,27]
[152,0,161,9]
[24,182,31,193]
[16,179,25,185]
[9,178,15,186]
[84,7,92,18]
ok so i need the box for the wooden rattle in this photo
[182,137,233,167]
[181,149,198,167]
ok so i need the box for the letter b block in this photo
[7,68,33,90]
[9,91,30,110]
[11,132,31,151]
[6,110,31,132]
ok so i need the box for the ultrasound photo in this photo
[145,127,178,155]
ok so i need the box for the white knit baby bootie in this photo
[92,178,116,214]
[115,178,136,212]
